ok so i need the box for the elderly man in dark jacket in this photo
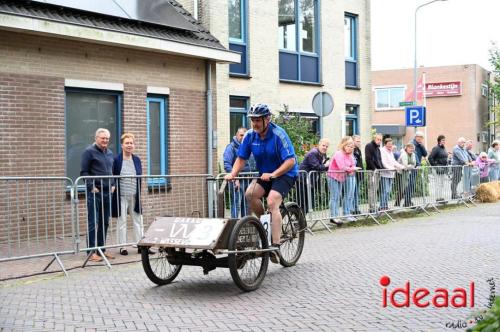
[80,128,115,262]
[298,138,330,214]
[428,135,449,202]
[411,131,428,166]
[364,133,383,212]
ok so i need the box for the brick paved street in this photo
[1,203,499,332]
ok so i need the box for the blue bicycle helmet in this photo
[248,103,271,118]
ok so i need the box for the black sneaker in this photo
[330,218,343,226]
[269,245,281,264]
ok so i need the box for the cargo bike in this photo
[138,198,306,291]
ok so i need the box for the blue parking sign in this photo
[405,106,426,127]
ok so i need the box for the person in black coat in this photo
[365,134,384,171]
[428,135,449,201]
[298,138,330,214]
[352,135,364,214]
[364,134,383,212]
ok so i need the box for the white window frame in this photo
[481,83,488,97]
[374,85,407,111]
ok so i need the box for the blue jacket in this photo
[451,145,471,166]
[238,123,298,177]
[299,147,328,172]
[112,153,142,216]
[80,144,114,192]
[223,136,255,173]
[411,139,428,166]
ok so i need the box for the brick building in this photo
[0,0,240,244]
[177,0,372,162]
[372,64,494,154]
[0,0,237,179]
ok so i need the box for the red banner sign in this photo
[425,81,462,97]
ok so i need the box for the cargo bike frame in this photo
[138,180,306,292]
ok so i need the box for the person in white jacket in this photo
[379,137,405,210]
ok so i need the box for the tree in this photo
[273,105,319,161]
[488,44,500,127]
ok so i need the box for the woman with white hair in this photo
[475,152,496,183]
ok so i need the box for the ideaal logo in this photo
[445,277,496,329]
[380,275,475,308]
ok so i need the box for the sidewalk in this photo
[0,245,142,281]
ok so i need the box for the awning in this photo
[372,125,407,136]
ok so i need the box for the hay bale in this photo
[493,181,500,199]
[475,183,499,202]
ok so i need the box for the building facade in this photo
[372,64,493,153]
[177,0,372,164]
[0,0,237,178]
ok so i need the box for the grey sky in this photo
[371,0,500,71]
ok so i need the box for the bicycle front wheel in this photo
[279,202,306,267]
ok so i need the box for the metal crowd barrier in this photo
[296,165,482,232]
[73,174,213,267]
[214,166,483,233]
[214,171,313,233]
[0,177,75,276]
[214,172,258,220]
[0,166,490,275]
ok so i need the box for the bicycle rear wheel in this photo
[228,216,269,292]
[279,202,306,267]
[141,246,182,286]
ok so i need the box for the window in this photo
[345,13,358,88]
[229,96,249,140]
[278,0,320,83]
[345,104,359,136]
[375,87,406,110]
[147,96,168,184]
[65,89,121,181]
[229,0,248,76]
[481,83,488,97]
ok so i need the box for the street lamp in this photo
[413,0,448,107]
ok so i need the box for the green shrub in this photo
[467,297,500,332]
[273,106,319,162]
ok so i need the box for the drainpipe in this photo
[206,60,214,217]
[193,0,198,20]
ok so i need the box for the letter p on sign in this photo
[405,106,426,127]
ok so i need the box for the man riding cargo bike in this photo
[225,103,302,264]
[139,103,305,292]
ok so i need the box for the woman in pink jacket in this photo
[327,137,360,223]
[474,152,496,183]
